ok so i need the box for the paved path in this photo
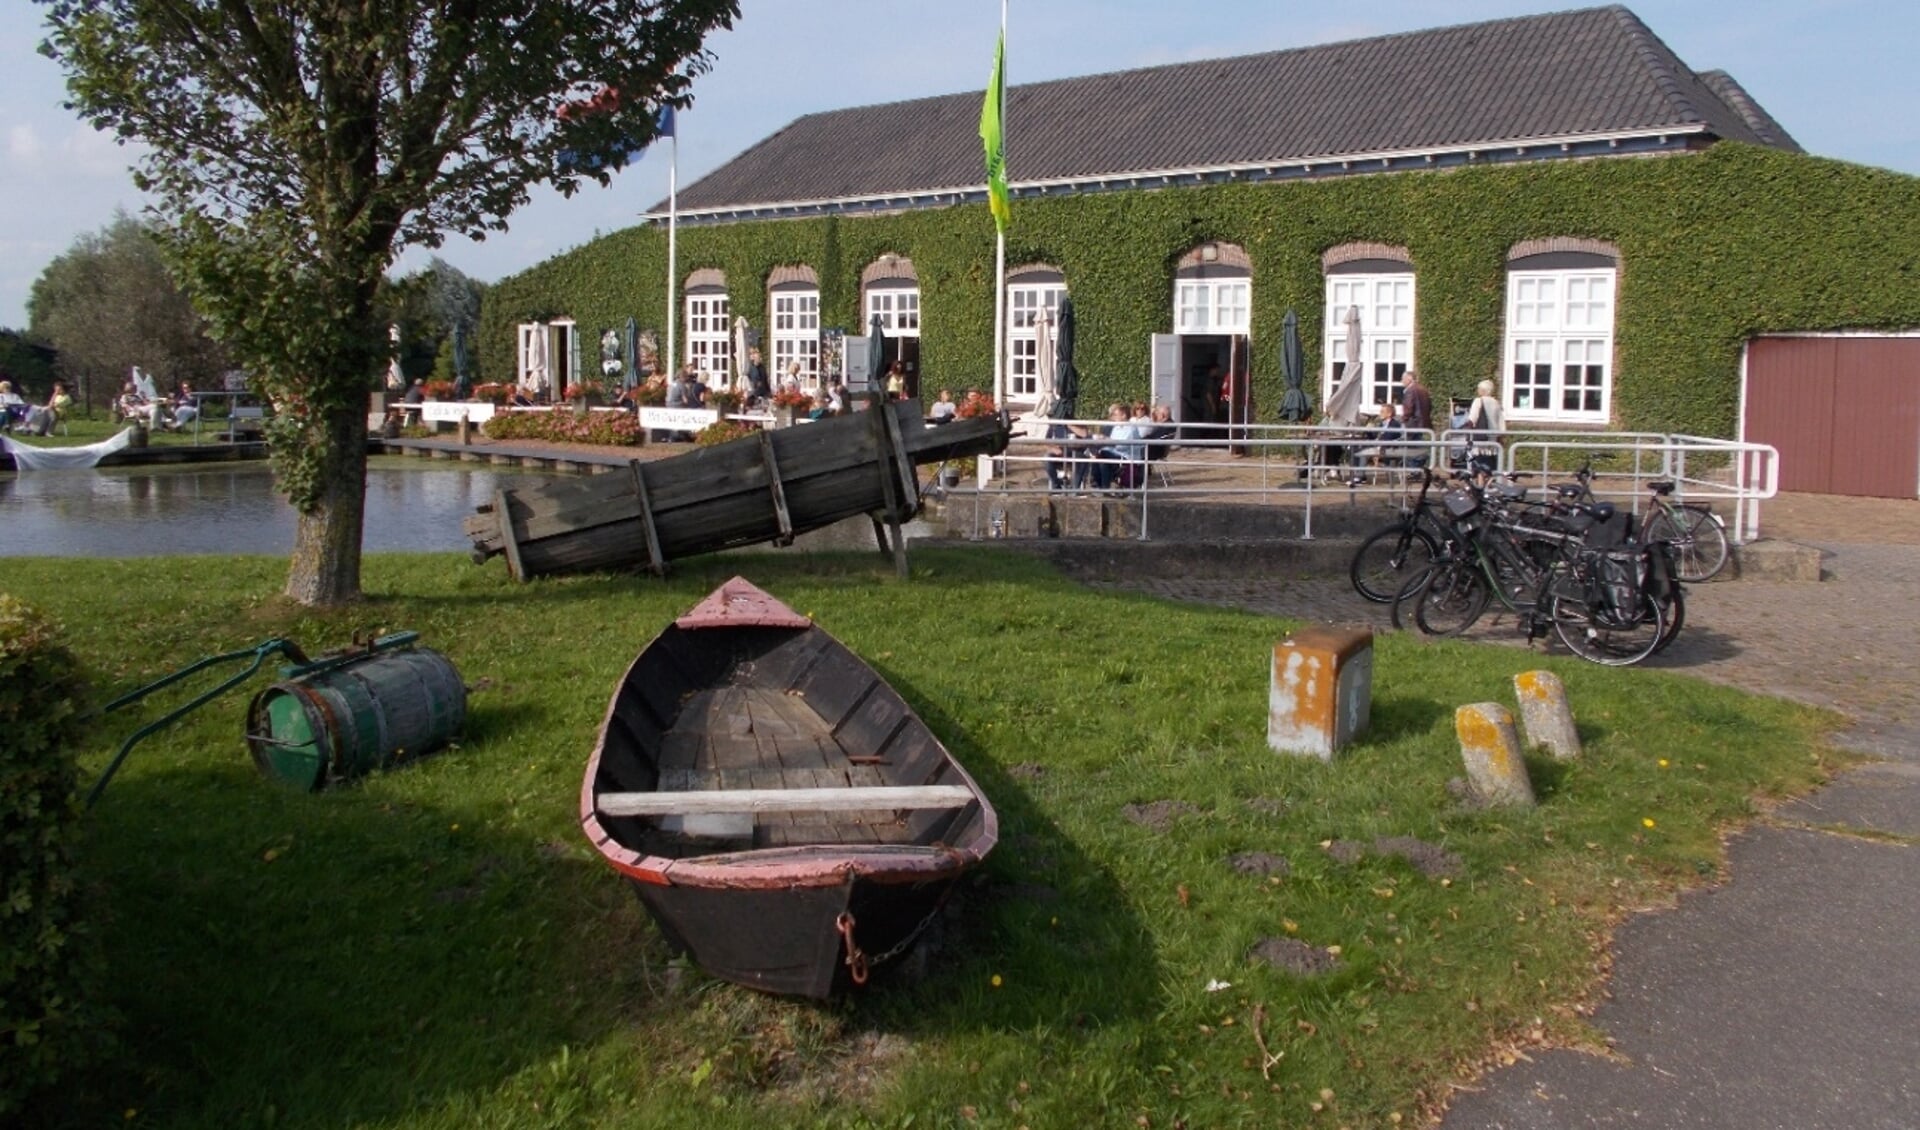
[1074,493,1920,1128]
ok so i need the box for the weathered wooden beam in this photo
[627,459,667,575]
[758,429,794,546]
[597,784,976,816]
[492,489,527,581]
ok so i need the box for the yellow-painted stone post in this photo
[1455,703,1535,807]
[1513,670,1580,759]
[1268,627,1373,761]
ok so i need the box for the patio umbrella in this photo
[1052,296,1080,421]
[732,316,751,390]
[1278,308,1312,422]
[866,314,886,394]
[1324,305,1365,427]
[623,316,640,388]
[1032,308,1056,415]
[451,323,471,398]
[526,322,550,398]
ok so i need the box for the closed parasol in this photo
[1278,308,1312,422]
[1324,305,1366,427]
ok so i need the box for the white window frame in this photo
[1174,277,1250,335]
[684,291,731,386]
[1006,282,1065,404]
[1502,269,1616,421]
[1324,273,1415,412]
[769,287,821,391]
[865,285,921,337]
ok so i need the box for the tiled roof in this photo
[658,5,1798,218]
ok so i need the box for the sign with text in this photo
[640,407,719,431]
[420,401,496,424]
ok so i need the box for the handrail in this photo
[951,417,1778,545]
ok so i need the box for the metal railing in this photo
[937,418,1779,544]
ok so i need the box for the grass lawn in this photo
[7,549,1838,1128]
[11,412,244,448]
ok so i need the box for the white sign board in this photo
[844,337,875,392]
[640,407,720,431]
[420,401,496,425]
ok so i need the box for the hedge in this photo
[0,596,104,1117]
[479,143,1920,438]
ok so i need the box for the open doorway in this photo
[1176,334,1251,441]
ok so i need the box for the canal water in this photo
[1,460,939,558]
[0,462,554,557]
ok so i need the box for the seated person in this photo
[1354,406,1406,470]
[1043,423,1071,491]
[929,388,957,424]
[170,381,201,429]
[0,381,25,431]
[403,379,426,405]
[1094,402,1141,490]
[19,381,72,436]
[116,379,151,423]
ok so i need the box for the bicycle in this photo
[1408,482,1672,666]
[1558,457,1730,582]
[1348,469,1448,603]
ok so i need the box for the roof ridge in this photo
[1604,5,1709,126]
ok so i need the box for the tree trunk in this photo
[283,403,369,606]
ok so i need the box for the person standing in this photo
[1465,378,1506,472]
[745,347,771,405]
[1399,370,1432,432]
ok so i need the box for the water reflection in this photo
[0,464,558,557]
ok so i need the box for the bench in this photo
[224,405,266,441]
[597,783,975,817]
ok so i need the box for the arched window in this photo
[1324,244,1414,413]
[1174,243,1251,335]
[1502,241,1619,422]
[1005,265,1065,405]
[683,268,730,385]
[767,265,820,391]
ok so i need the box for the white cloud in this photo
[8,122,44,163]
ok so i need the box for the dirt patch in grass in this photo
[1228,851,1290,877]
[1008,762,1046,780]
[1122,800,1201,831]
[1248,936,1341,975]
[1373,835,1465,879]
[1324,839,1367,865]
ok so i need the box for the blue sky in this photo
[2,0,1915,329]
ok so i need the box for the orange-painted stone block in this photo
[1268,627,1373,760]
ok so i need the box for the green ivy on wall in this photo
[479,144,1920,438]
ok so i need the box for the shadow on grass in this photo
[853,679,1165,1036]
[57,763,657,1129]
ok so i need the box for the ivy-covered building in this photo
[482,4,1920,489]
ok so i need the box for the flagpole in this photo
[990,0,1008,411]
[666,123,678,380]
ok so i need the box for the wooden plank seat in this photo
[598,784,975,817]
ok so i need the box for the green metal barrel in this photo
[245,648,465,790]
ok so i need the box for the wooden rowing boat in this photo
[465,398,1008,580]
[581,577,998,997]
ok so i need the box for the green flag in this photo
[979,31,1009,232]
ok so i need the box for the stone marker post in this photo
[1268,627,1373,761]
[1455,703,1535,807]
[1513,670,1580,759]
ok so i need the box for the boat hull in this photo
[581,577,996,997]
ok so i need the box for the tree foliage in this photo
[385,257,485,384]
[25,214,228,411]
[38,0,738,605]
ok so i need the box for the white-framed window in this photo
[866,285,920,336]
[685,291,731,385]
[769,287,821,391]
[1503,270,1615,420]
[1175,278,1250,334]
[1325,272,1415,411]
[1006,282,1065,402]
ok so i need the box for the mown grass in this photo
[6,549,1838,1128]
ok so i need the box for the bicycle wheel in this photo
[1349,523,1439,603]
[1645,504,1729,582]
[1412,561,1491,637]
[1549,592,1667,666]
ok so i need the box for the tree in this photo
[27,214,229,412]
[386,257,485,385]
[40,0,737,605]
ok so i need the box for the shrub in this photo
[480,407,644,447]
[0,596,106,1116]
[694,420,755,446]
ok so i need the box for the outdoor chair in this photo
[1143,430,1177,488]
